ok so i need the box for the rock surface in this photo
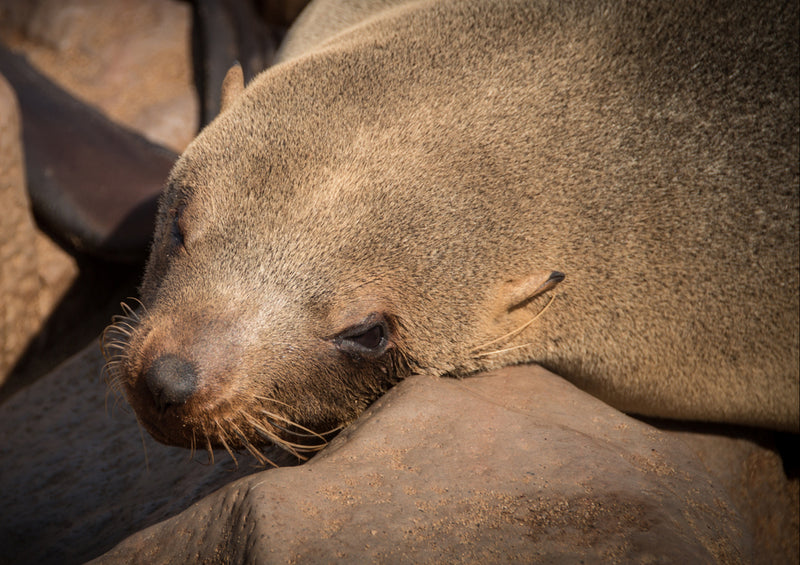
[0,0,197,152]
[0,73,77,389]
[92,365,753,564]
[666,423,800,564]
[1,346,765,564]
[0,343,283,565]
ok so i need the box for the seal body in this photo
[105,0,799,456]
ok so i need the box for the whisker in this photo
[215,421,238,467]
[138,423,150,472]
[205,435,215,465]
[470,294,555,356]
[189,430,197,461]
[104,330,131,344]
[126,296,148,315]
[110,324,135,337]
[252,395,297,411]
[257,417,329,450]
[227,418,271,466]
[120,300,142,320]
[472,341,537,358]
[258,410,340,441]
[250,421,304,459]
[242,413,281,442]
[107,316,136,328]
[243,413,306,462]
[255,429,328,452]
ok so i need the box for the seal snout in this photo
[144,354,199,413]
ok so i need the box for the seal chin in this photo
[124,371,230,450]
[133,397,267,457]
[128,393,203,448]
[136,414,190,448]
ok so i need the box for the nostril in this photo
[144,354,198,412]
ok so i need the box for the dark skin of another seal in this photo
[0,44,176,261]
[104,0,799,460]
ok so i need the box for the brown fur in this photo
[105,0,799,458]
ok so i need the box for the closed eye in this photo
[170,214,185,248]
[349,324,384,349]
[168,203,187,252]
[335,316,389,357]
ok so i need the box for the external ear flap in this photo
[502,271,565,311]
[472,271,565,358]
[219,62,245,114]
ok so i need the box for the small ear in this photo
[501,271,565,310]
[219,62,245,114]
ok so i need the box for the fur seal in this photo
[104,0,799,462]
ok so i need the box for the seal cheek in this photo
[144,354,199,413]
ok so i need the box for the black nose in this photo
[144,354,198,412]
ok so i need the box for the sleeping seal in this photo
[104,0,799,461]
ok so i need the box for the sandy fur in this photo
[115,0,798,449]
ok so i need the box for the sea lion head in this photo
[103,54,563,462]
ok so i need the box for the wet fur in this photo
[105,0,799,460]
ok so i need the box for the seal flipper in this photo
[191,0,277,126]
[0,44,177,262]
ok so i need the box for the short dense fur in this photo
[105,0,799,458]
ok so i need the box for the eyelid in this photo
[333,315,390,356]
[336,313,385,340]
[167,202,188,251]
